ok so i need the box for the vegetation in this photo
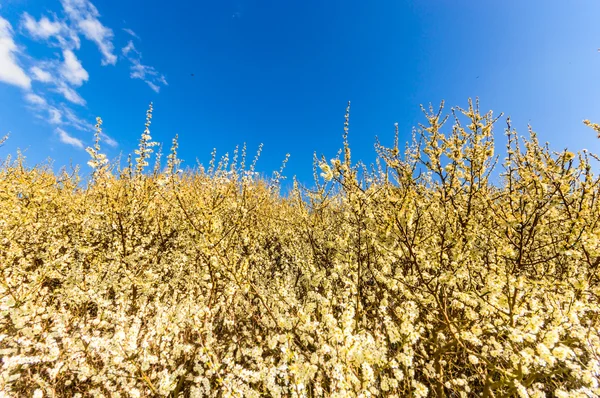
[1,100,599,397]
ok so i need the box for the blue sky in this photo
[1,0,599,186]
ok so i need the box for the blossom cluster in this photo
[1,101,599,397]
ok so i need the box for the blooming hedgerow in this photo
[1,100,600,397]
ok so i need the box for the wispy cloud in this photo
[21,12,80,49]
[48,107,63,124]
[145,81,160,93]
[60,0,117,65]
[61,105,118,147]
[122,28,139,40]
[25,91,114,148]
[59,49,88,86]
[78,19,116,65]
[56,127,84,148]
[22,13,64,39]
[55,81,86,105]
[61,106,92,131]
[0,0,167,150]
[130,60,160,81]
[24,92,47,106]
[21,12,89,107]
[0,17,31,89]
[30,66,53,82]
[122,40,135,56]
[62,105,118,147]
[121,40,167,92]
[100,133,118,147]
[28,54,87,106]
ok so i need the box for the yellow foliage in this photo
[1,100,600,397]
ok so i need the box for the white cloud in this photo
[56,127,84,148]
[36,101,110,147]
[78,19,116,65]
[3,2,125,151]
[121,39,167,92]
[122,40,136,56]
[61,0,116,65]
[48,107,63,124]
[61,107,117,147]
[0,17,31,89]
[130,60,148,79]
[121,40,167,92]
[146,81,160,93]
[25,93,100,145]
[55,82,86,105]
[22,13,64,39]
[21,13,80,50]
[100,133,118,147]
[30,66,53,83]
[122,28,139,40]
[127,55,168,93]
[25,93,47,106]
[63,103,119,147]
[61,106,93,131]
[60,49,88,86]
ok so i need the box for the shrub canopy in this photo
[1,100,599,397]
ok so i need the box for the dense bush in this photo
[1,100,599,397]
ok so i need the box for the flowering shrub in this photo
[1,100,599,397]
